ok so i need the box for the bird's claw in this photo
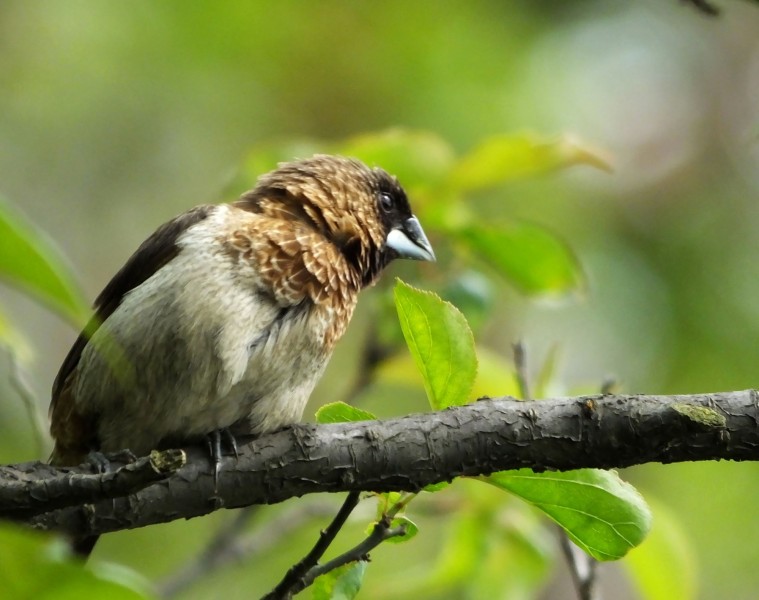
[206,428,239,491]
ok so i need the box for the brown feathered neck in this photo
[235,155,394,288]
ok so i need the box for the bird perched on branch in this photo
[49,154,434,473]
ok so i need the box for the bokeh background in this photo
[1,1,759,598]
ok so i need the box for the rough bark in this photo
[2,391,756,539]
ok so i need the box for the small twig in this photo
[512,340,531,401]
[341,322,391,403]
[263,491,361,600]
[387,492,417,517]
[297,517,407,594]
[158,506,259,598]
[158,502,336,598]
[559,531,598,600]
[600,376,617,396]
[558,374,614,600]
[513,341,600,600]
[5,348,47,458]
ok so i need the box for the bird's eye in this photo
[379,192,395,213]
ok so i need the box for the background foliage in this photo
[1,1,759,598]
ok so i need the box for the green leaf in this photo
[312,561,367,600]
[385,515,419,544]
[0,196,89,327]
[457,221,584,296]
[393,280,477,410]
[449,133,611,192]
[338,128,456,192]
[484,469,652,561]
[0,523,150,599]
[315,402,377,424]
[624,497,697,600]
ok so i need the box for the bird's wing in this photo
[49,205,214,461]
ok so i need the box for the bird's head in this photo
[238,155,435,286]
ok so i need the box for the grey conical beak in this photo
[385,216,436,262]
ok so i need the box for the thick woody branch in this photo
[0,449,185,517]
[4,390,758,539]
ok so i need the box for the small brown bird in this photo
[50,155,434,474]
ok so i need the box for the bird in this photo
[49,155,434,517]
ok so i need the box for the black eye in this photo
[379,192,395,212]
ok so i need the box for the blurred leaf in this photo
[449,133,611,192]
[625,497,697,600]
[469,511,554,600]
[316,402,377,424]
[233,138,324,193]
[533,343,561,399]
[484,469,652,561]
[0,307,33,363]
[0,523,150,599]
[338,128,456,192]
[457,221,585,296]
[394,280,477,410]
[373,352,425,389]
[373,481,553,599]
[440,270,494,334]
[312,561,367,600]
[0,195,89,327]
[234,129,456,205]
[423,481,450,493]
[471,347,521,400]
[430,507,489,586]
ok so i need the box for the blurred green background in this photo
[1,1,759,598]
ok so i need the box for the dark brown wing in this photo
[49,205,215,462]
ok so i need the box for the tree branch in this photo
[1,449,185,517]
[298,519,408,593]
[4,390,756,539]
[263,491,361,600]
[559,528,599,600]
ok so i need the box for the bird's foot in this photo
[84,448,137,473]
[84,451,111,474]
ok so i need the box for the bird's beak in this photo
[386,216,436,262]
